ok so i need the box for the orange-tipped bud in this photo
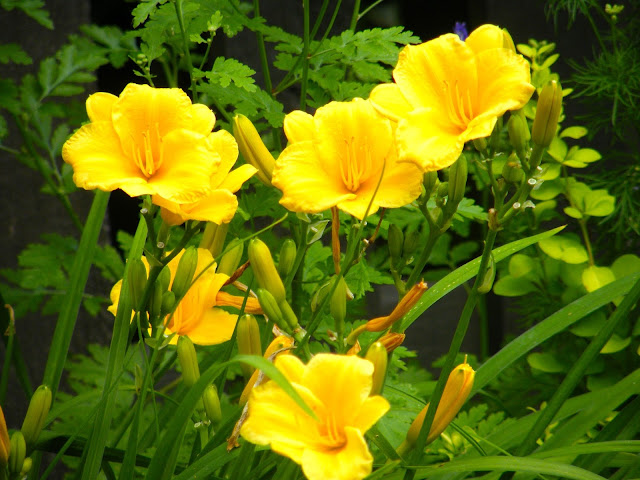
[0,405,9,466]
[233,114,275,186]
[365,342,388,396]
[366,281,427,332]
[403,362,475,451]
[248,239,286,304]
[378,332,405,353]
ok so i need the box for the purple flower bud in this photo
[454,21,468,40]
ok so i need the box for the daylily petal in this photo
[190,103,216,135]
[369,83,412,122]
[465,24,505,54]
[351,396,390,433]
[154,189,239,225]
[302,355,373,426]
[393,35,476,116]
[62,122,150,195]
[207,129,239,189]
[167,307,237,346]
[396,108,465,170]
[301,427,373,480]
[112,83,193,156]
[273,142,356,214]
[147,129,217,202]
[337,195,380,220]
[284,110,315,144]
[373,160,424,208]
[86,92,117,123]
[215,291,263,315]
[274,354,306,384]
[219,164,258,192]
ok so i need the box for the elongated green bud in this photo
[8,431,25,474]
[157,265,171,292]
[217,239,244,276]
[236,314,262,379]
[311,281,331,313]
[508,113,529,161]
[171,247,198,299]
[477,254,496,294]
[248,239,286,303]
[201,222,229,259]
[177,336,200,388]
[278,299,300,331]
[330,277,347,338]
[402,362,475,452]
[21,385,52,447]
[489,116,503,151]
[388,224,404,264]
[20,457,32,476]
[436,181,449,208]
[501,153,525,184]
[447,156,468,208]
[160,291,176,317]
[365,342,388,396]
[472,137,488,153]
[203,385,222,426]
[277,239,297,277]
[422,171,439,197]
[403,230,420,257]
[256,288,289,333]
[127,258,148,312]
[233,114,275,186]
[532,80,563,148]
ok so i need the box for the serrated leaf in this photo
[0,43,32,65]
[132,0,168,28]
[208,57,256,91]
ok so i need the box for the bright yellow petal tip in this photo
[241,353,390,480]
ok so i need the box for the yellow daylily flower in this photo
[370,24,534,172]
[241,354,390,480]
[153,130,258,226]
[109,248,260,345]
[62,83,221,202]
[271,98,423,220]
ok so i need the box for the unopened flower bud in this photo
[171,247,198,300]
[403,362,475,450]
[378,332,405,353]
[330,276,348,337]
[127,258,148,312]
[157,265,171,292]
[311,281,331,313]
[447,156,468,208]
[9,431,25,474]
[490,116,503,151]
[236,314,262,379]
[508,113,529,160]
[532,80,563,148]
[501,154,525,184]
[160,290,176,317]
[472,137,488,153]
[134,364,144,395]
[278,299,300,331]
[366,281,427,332]
[217,239,244,277]
[200,222,229,258]
[20,457,32,476]
[501,28,516,52]
[477,254,496,294]
[0,406,9,466]
[403,230,420,256]
[203,385,222,426]
[422,171,439,197]
[233,114,275,186]
[277,239,297,277]
[177,336,200,388]
[388,224,404,264]
[248,239,286,303]
[436,182,449,202]
[21,385,52,447]
[256,288,289,333]
[365,342,388,396]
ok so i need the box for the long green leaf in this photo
[79,216,147,479]
[42,190,110,397]
[414,456,606,480]
[399,226,564,331]
[144,362,227,479]
[472,272,640,394]
[171,443,241,480]
[232,354,317,419]
[531,441,640,459]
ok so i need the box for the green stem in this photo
[174,0,198,102]
[578,219,595,266]
[253,0,273,94]
[404,228,498,479]
[349,0,361,31]
[516,274,640,457]
[299,0,310,110]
